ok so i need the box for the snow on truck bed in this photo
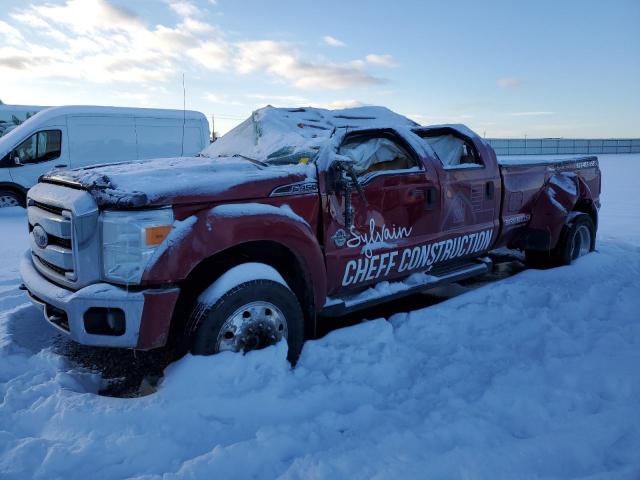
[1,155,640,479]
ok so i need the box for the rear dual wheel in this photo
[555,214,595,265]
[525,213,595,267]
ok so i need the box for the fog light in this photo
[84,308,125,336]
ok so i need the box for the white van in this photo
[0,106,210,207]
[0,104,48,138]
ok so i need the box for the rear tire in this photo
[554,213,595,265]
[0,190,24,208]
[189,279,304,365]
[525,213,595,268]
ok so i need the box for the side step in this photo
[321,257,492,317]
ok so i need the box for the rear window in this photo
[420,134,482,169]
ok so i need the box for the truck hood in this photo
[41,155,316,207]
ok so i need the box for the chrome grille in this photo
[27,183,100,290]
[28,202,75,282]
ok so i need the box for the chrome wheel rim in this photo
[0,195,19,208]
[571,224,592,259]
[216,301,288,353]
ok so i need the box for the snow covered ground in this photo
[1,154,639,479]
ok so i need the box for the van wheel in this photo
[189,279,304,365]
[0,190,24,208]
[555,213,595,265]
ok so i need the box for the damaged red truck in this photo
[20,107,601,363]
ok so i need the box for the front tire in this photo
[189,279,304,364]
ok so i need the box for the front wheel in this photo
[189,276,304,364]
[0,190,24,208]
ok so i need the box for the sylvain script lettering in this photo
[346,219,413,258]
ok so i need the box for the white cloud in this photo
[0,20,25,45]
[187,41,230,71]
[168,1,200,18]
[323,35,345,47]
[204,93,243,105]
[365,54,397,67]
[310,99,366,109]
[234,40,386,90]
[504,111,555,117]
[497,77,522,88]
[244,95,367,110]
[0,0,390,91]
[246,93,309,105]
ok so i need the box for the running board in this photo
[321,257,492,317]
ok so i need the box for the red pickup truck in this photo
[20,106,601,363]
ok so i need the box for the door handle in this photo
[55,164,68,168]
[424,187,437,210]
[408,188,425,201]
[409,187,437,210]
[485,181,495,200]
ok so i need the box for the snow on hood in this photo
[43,156,313,207]
[41,106,415,207]
[202,105,419,162]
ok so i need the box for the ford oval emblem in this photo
[32,225,49,249]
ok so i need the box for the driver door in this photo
[322,131,442,295]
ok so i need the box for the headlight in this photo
[101,208,174,284]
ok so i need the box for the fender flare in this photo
[0,182,28,195]
[142,205,328,310]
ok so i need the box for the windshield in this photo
[201,105,418,165]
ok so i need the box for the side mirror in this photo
[326,154,368,228]
[11,152,23,166]
[327,154,353,193]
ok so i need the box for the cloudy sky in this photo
[1,0,638,137]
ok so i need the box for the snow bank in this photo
[1,155,640,479]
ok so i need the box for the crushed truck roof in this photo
[202,105,419,161]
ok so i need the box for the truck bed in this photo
[496,154,600,251]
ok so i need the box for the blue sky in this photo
[1,0,638,137]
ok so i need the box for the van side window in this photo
[338,136,417,176]
[14,130,62,164]
[421,134,483,169]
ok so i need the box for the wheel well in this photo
[168,240,316,346]
[0,183,27,206]
[573,199,598,230]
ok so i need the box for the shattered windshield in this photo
[201,105,418,165]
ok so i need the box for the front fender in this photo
[141,203,328,310]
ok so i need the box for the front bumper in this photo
[20,251,180,350]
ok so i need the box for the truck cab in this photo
[20,106,601,364]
